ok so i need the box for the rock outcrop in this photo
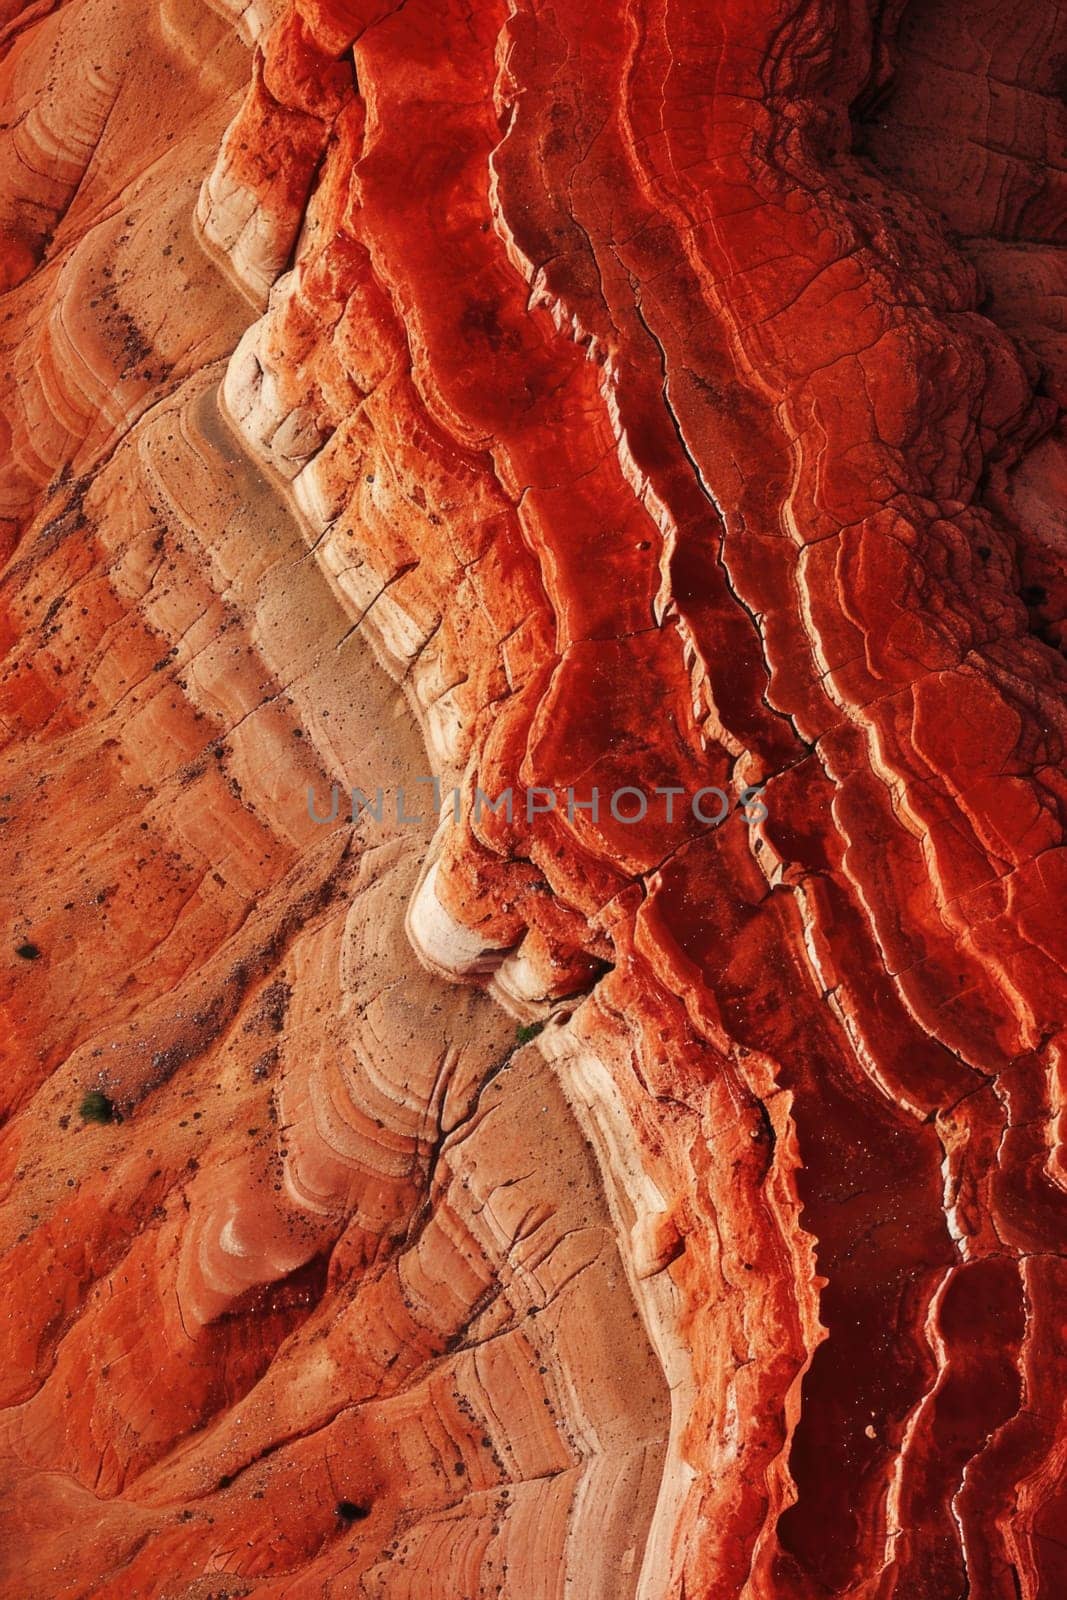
[1,0,1065,1595]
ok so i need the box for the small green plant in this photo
[79,1090,115,1125]
[15,942,40,960]
[515,1021,545,1046]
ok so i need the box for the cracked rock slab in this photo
[2,0,1067,1595]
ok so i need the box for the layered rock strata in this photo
[1,0,1066,1595]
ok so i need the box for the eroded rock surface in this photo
[1,0,1066,1595]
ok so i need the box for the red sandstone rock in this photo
[1,0,1065,1595]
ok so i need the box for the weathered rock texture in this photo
[1,0,1066,1595]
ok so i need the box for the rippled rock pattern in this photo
[1,0,1065,1594]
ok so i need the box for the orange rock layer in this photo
[1,0,1066,1595]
